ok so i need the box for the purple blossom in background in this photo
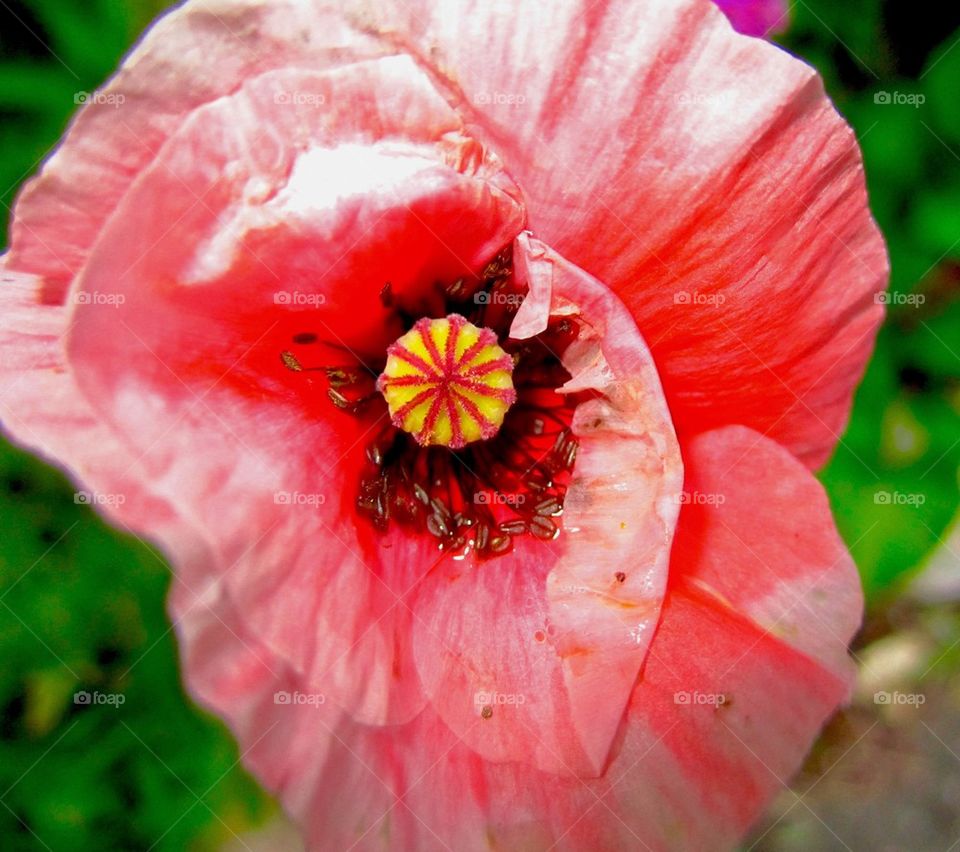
[715,0,789,35]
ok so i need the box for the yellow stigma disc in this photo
[376,314,516,448]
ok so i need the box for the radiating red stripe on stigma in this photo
[390,386,438,425]
[385,344,439,378]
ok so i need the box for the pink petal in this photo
[412,234,682,776]
[175,528,853,850]
[670,425,863,679]
[0,269,192,548]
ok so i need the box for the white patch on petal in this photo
[182,143,435,285]
[275,143,432,215]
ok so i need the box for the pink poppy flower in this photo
[0,0,886,848]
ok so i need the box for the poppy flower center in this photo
[281,245,581,560]
[376,315,516,449]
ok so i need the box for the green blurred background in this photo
[0,1,958,849]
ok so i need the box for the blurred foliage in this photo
[0,0,958,848]
[0,438,274,849]
[780,2,960,600]
[0,0,174,246]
